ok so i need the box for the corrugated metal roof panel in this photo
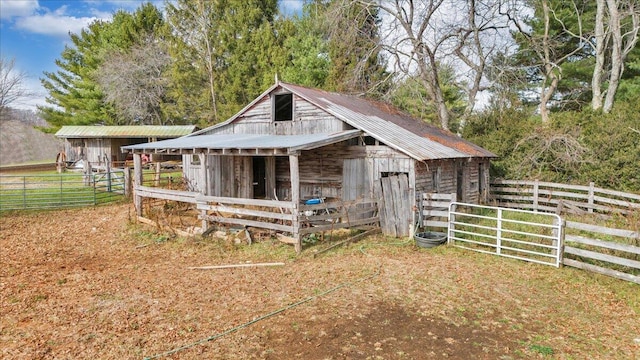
[122,130,361,153]
[280,83,496,160]
[55,125,197,139]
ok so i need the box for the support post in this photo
[124,167,131,198]
[154,161,161,187]
[133,154,143,216]
[588,182,595,213]
[289,154,301,253]
[198,153,208,195]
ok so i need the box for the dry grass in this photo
[1,203,639,359]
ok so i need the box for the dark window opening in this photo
[274,93,293,121]
[381,172,406,177]
[456,166,464,202]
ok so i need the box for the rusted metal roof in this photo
[279,83,496,160]
[122,130,362,154]
[198,82,495,160]
[55,125,197,139]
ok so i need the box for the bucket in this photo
[414,231,447,248]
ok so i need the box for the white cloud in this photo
[0,0,39,19]
[15,12,98,37]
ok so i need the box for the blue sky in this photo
[0,0,304,111]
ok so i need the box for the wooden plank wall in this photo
[415,160,456,196]
[274,143,367,201]
[85,138,110,166]
[415,158,490,204]
[200,95,348,136]
[63,139,84,162]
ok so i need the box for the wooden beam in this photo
[133,153,143,216]
[289,154,301,253]
[188,262,285,270]
[198,153,208,195]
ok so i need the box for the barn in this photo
[123,82,495,249]
[56,125,197,169]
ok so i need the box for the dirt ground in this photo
[1,203,639,359]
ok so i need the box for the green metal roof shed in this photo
[55,125,197,139]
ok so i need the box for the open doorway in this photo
[252,157,266,198]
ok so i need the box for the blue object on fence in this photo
[305,198,322,205]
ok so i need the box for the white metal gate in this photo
[447,202,564,267]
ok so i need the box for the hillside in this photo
[0,108,62,166]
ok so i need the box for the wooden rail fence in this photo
[485,180,640,284]
[563,221,640,284]
[490,179,640,216]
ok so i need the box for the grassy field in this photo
[0,168,184,211]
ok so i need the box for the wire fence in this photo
[0,171,126,211]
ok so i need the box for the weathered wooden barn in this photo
[56,125,197,169]
[123,82,495,248]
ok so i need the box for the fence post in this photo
[106,161,112,193]
[133,154,143,217]
[588,182,595,213]
[496,208,502,255]
[533,179,539,212]
[551,217,565,267]
[447,193,457,245]
[93,173,97,205]
[124,167,132,198]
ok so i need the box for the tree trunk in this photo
[539,0,555,124]
[591,0,606,111]
[603,0,623,113]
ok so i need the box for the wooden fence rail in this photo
[486,181,640,283]
[563,221,640,284]
[490,179,640,216]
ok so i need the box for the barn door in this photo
[343,159,369,220]
[343,159,367,200]
[376,173,410,237]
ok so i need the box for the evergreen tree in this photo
[165,0,283,126]
[40,3,165,130]
[324,1,388,97]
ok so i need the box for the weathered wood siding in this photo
[85,138,111,165]
[415,158,490,204]
[63,139,84,162]
[109,138,134,163]
[199,95,351,136]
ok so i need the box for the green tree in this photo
[390,65,465,131]
[40,3,165,130]
[508,0,595,121]
[324,1,388,97]
[165,0,283,126]
[279,3,330,88]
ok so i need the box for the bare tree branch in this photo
[0,57,34,119]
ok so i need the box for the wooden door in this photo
[376,173,411,237]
